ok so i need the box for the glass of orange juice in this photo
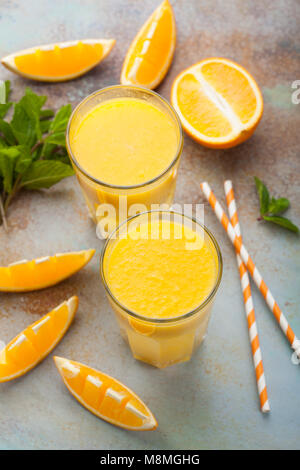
[66,86,183,236]
[101,210,222,368]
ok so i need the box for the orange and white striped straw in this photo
[224,180,270,412]
[201,181,300,360]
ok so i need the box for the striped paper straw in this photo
[224,180,270,412]
[201,181,300,360]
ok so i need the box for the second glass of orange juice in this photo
[101,211,222,368]
[66,86,183,235]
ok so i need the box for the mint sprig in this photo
[0,81,74,231]
[254,177,299,233]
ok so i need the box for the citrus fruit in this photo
[171,58,263,148]
[0,297,78,382]
[0,249,95,292]
[54,356,158,431]
[1,39,115,82]
[121,0,176,89]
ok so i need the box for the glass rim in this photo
[100,210,223,324]
[66,85,183,190]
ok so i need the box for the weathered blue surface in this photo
[0,0,299,450]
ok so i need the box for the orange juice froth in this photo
[69,97,179,186]
[68,90,182,230]
[105,221,217,319]
[102,218,221,368]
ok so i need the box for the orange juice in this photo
[67,86,182,234]
[101,212,222,368]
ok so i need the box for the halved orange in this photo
[54,356,158,431]
[1,39,115,82]
[0,249,95,292]
[171,58,263,149]
[120,0,176,89]
[0,297,78,382]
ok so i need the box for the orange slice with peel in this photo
[0,297,78,383]
[1,39,115,82]
[0,249,95,292]
[120,0,176,89]
[54,356,158,431]
[171,58,263,149]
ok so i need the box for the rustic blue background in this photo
[0,0,299,450]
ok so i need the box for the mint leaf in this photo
[16,158,32,174]
[0,137,8,149]
[21,88,47,113]
[45,132,66,146]
[45,146,69,163]
[254,177,298,233]
[50,104,72,133]
[40,142,56,158]
[40,109,55,119]
[0,147,20,158]
[0,156,14,193]
[40,120,52,134]
[21,160,74,189]
[0,147,19,158]
[11,103,37,146]
[268,197,290,215]
[0,103,12,119]
[5,81,11,102]
[0,147,20,192]
[254,176,269,215]
[53,153,70,165]
[0,119,17,145]
[32,144,43,161]
[17,88,46,141]
[263,215,299,233]
[0,83,74,227]
[15,145,33,174]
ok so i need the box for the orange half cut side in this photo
[171,58,263,148]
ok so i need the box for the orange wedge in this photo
[171,58,263,149]
[120,0,176,89]
[54,356,158,431]
[0,297,78,382]
[0,249,95,292]
[1,39,115,82]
